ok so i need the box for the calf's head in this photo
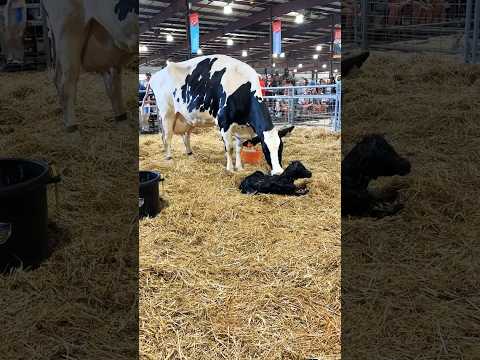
[284,161,312,180]
[347,134,411,180]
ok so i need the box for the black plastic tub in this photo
[139,171,163,218]
[0,158,60,273]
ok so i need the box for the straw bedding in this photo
[342,53,480,359]
[139,127,341,359]
[0,70,138,359]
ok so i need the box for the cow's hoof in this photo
[115,113,128,122]
[66,125,79,133]
[166,156,173,161]
[186,152,193,156]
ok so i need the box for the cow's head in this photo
[351,134,411,180]
[283,161,312,180]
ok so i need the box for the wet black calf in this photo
[240,161,312,196]
[342,134,411,217]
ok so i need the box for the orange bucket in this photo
[241,145,262,165]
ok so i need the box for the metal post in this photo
[40,2,51,68]
[185,0,192,58]
[361,0,369,51]
[472,0,480,63]
[270,7,273,71]
[464,0,473,63]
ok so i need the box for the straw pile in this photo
[0,70,139,359]
[139,127,341,359]
[342,53,480,359]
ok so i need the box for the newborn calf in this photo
[240,160,312,196]
[342,51,370,77]
[342,134,411,217]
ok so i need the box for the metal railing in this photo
[343,0,477,62]
[262,84,341,132]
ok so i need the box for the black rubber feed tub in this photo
[0,159,60,273]
[139,171,163,218]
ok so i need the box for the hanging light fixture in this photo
[298,63,303,68]
[242,50,248,57]
[227,38,234,46]
[316,45,322,51]
[322,63,327,69]
[295,13,304,24]
[224,3,233,14]
[166,34,174,42]
[272,53,278,58]
[280,52,285,58]
[197,48,203,55]
[139,45,148,53]
[313,54,319,60]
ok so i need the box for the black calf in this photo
[341,51,370,77]
[240,160,312,196]
[342,134,411,217]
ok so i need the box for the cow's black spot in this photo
[115,0,138,21]
[177,98,180,102]
[173,89,177,97]
[217,82,279,167]
[181,58,227,118]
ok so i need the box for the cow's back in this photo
[150,55,263,127]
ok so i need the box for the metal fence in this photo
[343,0,479,62]
[262,84,341,132]
[138,84,342,134]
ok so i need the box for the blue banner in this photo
[272,20,282,55]
[190,13,200,54]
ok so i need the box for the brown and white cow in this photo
[42,0,138,132]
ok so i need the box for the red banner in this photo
[189,12,199,26]
[272,20,281,33]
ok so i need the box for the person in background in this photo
[1,0,26,65]
[259,75,266,97]
[141,72,152,107]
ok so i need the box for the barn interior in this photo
[138,0,341,358]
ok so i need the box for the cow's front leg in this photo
[183,130,193,155]
[221,131,235,172]
[103,67,127,122]
[235,137,244,171]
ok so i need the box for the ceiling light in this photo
[272,63,276,67]
[316,45,322,51]
[227,38,234,46]
[313,54,319,60]
[293,68,298,73]
[166,34,174,42]
[139,45,148,53]
[315,69,319,73]
[298,63,303,68]
[197,48,203,55]
[280,52,285,58]
[295,14,304,24]
[322,63,327,68]
[224,3,233,14]
[242,50,248,57]
[272,53,278,58]
[334,69,338,73]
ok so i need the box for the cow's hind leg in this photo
[183,130,193,155]
[54,24,84,132]
[160,110,175,160]
[103,67,127,122]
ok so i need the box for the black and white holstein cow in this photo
[42,0,138,132]
[149,55,285,175]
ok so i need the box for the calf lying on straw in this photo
[342,134,411,217]
[240,160,312,196]
[342,51,370,77]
